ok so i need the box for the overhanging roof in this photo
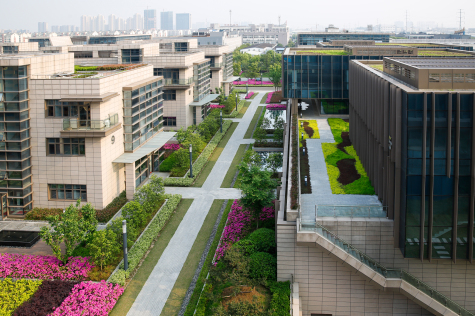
[112,132,176,164]
[60,92,119,102]
[189,94,219,106]
[222,76,239,83]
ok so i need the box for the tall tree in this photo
[247,61,260,80]
[268,63,282,91]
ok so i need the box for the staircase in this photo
[297,219,473,316]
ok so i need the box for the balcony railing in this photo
[315,205,387,218]
[210,62,224,68]
[163,78,194,86]
[63,114,119,131]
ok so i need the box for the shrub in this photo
[50,281,123,316]
[12,280,79,316]
[159,152,178,172]
[121,201,147,229]
[232,239,256,256]
[87,230,121,270]
[248,228,276,254]
[268,281,291,316]
[71,246,90,257]
[109,194,182,285]
[106,216,139,249]
[25,207,63,220]
[249,252,276,280]
[95,191,127,223]
[0,279,42,315]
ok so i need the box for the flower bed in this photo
[0,254,93,281]
[210,104,225,109]
[233,79,273,85]
[266,92,275,104]
[244,91,254,99]
[0,279,42,315]
[214,200,252,262]
[50,281,123,316]
[162,143,181,151]
[266,104,287,110]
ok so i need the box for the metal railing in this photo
[63,114,119,131]
[315,205,387,218]
[299,219,474,316]
[163,78,194,85]
[210,62,223,68]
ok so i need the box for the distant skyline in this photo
[1,0,474,31]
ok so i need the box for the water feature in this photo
[0,230,40,247]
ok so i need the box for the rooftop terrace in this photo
[288,47,475,57]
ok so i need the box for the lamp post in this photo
[122,220,128,271]
[189,144,193,178]
[235,95,238,112]
[220,110,223,133]
[301,132,304,141]
[246,83,249,94]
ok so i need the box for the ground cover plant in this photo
[0,279,42,315]
[269,90,283,103]
[298,120,320,148]
[266,104,286,110]
[296,50,348,55]
[245,91,255,99]
[418,50,472,57]
[322,118,375,195]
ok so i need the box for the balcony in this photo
[163,78,194,89]
[61,114,121,137]
[210,62,224,70]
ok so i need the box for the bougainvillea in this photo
[0,254,93,281]
[210,104,225,109]
[162,143,181,151]
[50,281,124,316]
[233,79,273,85]
[245,92,255,99]
[266,104,287,110]
[259,205,275,221]
[214,200,252,262]
[266,92,275,104]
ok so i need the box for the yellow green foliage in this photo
[296,50,348,55]
[298,120,320,147]
[0,278,42,315]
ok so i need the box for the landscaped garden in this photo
[322,118,375,195]
[296,50,348,55]
[298,120,320,147]
[297,120,318,194]
[253,108,285,148]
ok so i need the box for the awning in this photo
[222,76,239,83]
[112,132,176,164]
[60,92,119,103]
[189,94,219,107]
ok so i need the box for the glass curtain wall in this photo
[0,66,33,216]
[193,61,211,102]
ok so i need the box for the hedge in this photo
[222,101,245,118]
[108,194,182,285]
[268,281,291,316]
[290,114,299,209]
[164,120,232,187]
[0,279,42,315]
[25,208,63,220]
[95,191,128,223]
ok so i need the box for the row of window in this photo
[163,117,177,126]
[429,73,475,83]
[0,79,28,92]
[47,138,86,156]
[49,184,87,201]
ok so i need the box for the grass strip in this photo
[183,200,233,316]
[236,101,251,118]
[220,144,248,188]
[260,92,270,104]
[110,199,194,316]
[192,122,238,187]
[252,107,267,138]
[160,199,226,316]
[244,106,264,139]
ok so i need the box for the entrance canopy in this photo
[112,132,176,164]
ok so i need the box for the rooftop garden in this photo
[418,50,473,57]
[74,64,146,72]
[295,50,348,55]
[369,64,384,71]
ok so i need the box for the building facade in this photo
[160,11,173,31]
[144,9,157,30]
[176,13,191,30]
[38,22,48,33]
[297,32,390,45]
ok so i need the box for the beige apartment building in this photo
[0,52,173,219]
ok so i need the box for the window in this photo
[49,184,87,201]
[122,49,142,64]
[440,73,452,83]
[98,51,115,58]
[73,51,93,58]
[47,138,85,156]
[45,100,90,118]
[163,90,176,100]
[135,157,149,187]
[429,73,440,82]
[163,117,176,126]
[453,74,465,83]
[2,46,19,54]
[175,42,188,52]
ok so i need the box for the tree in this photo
[253,127,267,144]
[267,152,283,174]
[233,61,241,76]
[121,201,146,229]
[287,39,296,47]
[133,174,165,216]
[268,63,282,91]
[87,230,121,270]
[273,117,285,144]
[247,61,259,80]
[238,164,278,227]
[243,150,263,168]
[40,201,98,263]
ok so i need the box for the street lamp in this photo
[189,144,193,178]
[220,110,223,133]
[235,95,238,112]
[122,220,128,271]
[246,83,249,94]
[301,132,304,141]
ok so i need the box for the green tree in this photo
[121,201,146,229]
[287,39,296,47]
[273,117,285,144]
[238,164,278,227]
[247,61,260,80]
[268,63,282,91]
[106,216,139,249]
[267,152,283,174]
[40,201,98,263]
[233,61,241,76]
[87,230,121,270]
[253,127,267,144]
[134,175,165,215]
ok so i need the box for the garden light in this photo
[304,176,308,186]
[122,220,128,271]
[189,144,193,178]
[220,110,223,133]
[303,148,306,155]
[301,132,304,141]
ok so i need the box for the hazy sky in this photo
[1,0,474,31]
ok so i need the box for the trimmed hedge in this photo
[249,252,276,280]
[25,208,63,220]
[95,191,127,223]
[290,113,299,209]
[222,100,245,118]
[164,120,232,187]
[268,281,291,316]
[12,280,78,316]
[248,228,276,254]
[109,194,182,285]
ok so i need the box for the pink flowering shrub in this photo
[0,254,93,281]
[260,206,275,221]
[266,104,287,110]
[214,200,252,262]
[233,79,273,85]
[162,143,181,151]
[266,92,275,104]
[50,281,124,316]
[244,92,254,99]
[210,104,225,109]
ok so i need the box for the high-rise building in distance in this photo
[161,11,173,30]
[176,13,191,30]
[144,9,157,30]
[38,22,48,32]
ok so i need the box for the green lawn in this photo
[110,199,194,316]
[192,122,238,187]
[260,92,270,104]
[244,106,264,139]
[220,144,248,188]
[183,200,233,316]
[161,199,226,316]
[236,101,251,119]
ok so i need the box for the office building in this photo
[176,13,191,30]
[0,52,173,219]
[38,22,48,33]
[297,31,391,45]
[144,9,157,30]
[199,45,234,94]
[192,31,242,50]
[160,11,173,31]
[213,24,289,46]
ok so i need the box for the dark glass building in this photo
[349,57,475,260]
[297,32,390,46]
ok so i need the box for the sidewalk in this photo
[127,92,265,316]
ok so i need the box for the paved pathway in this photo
[300,118,381,222]
[127,92,267,316]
